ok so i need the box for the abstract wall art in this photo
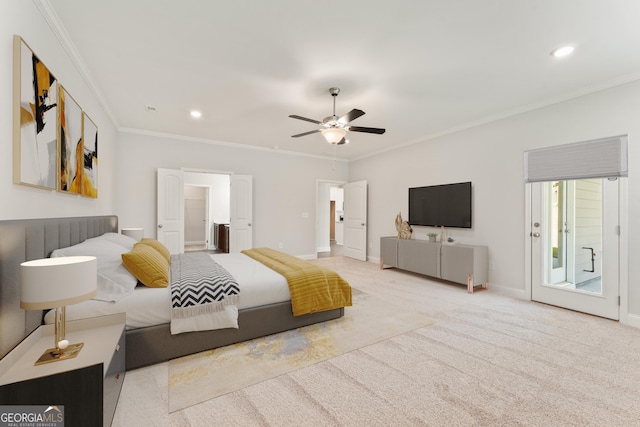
[58,85,83,194]
[13,35,58,190]
[13,35,99,198]
[81,112,98,198]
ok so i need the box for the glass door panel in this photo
[531,178,618,320]
[548,181,567,284]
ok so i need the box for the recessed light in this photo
[550,45,574,58]
[190,110,202,119]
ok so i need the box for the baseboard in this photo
[623,313,640,329]
[368,257,528,300]
[317,246,331,253]
[338,254,640,329]
[487,284,529,300]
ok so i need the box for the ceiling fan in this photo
[289,87,386,145]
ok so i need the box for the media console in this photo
[380,237,488,293]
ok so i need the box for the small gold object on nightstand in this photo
[35,342,84,365]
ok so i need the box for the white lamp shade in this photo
[20,256,97,310]
[321,127,346,144]
[121,228,144,241]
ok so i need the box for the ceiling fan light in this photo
[551,45,574,58]
[321,127,346,144]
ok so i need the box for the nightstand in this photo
[0,313,126,427]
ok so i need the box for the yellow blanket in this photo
[241,248,352,316]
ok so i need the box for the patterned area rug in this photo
[168,289,435,412]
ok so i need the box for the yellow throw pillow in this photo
[140,238,171,263]
[122,243,169,288]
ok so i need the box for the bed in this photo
[0,215,350,370]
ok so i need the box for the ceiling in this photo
[42,0,640,161]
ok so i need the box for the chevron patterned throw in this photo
[170,252,240,319]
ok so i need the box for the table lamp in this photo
[20,256,97,365]
[121,227,144,241]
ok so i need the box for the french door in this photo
[530,178,619,320]
[157,168,184,254]
[157,169,252,254]
[229,174,253,252]
[548,181,570,284]
[343,180,368,261]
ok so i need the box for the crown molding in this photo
[118,127,349,163]
[353,72,640,163]
[34,0,120,129]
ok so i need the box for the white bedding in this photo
[44,253,291,331]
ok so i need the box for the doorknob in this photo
[531,232,540,237]
[158,224,163,229]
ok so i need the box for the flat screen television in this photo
[408,181,472,228]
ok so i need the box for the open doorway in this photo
[184,185,209,251]
[158,169,252,254]
[183,171,230,253]
[316,180,345,258]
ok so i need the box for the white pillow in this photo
[90,232,138,250]
[51,239,138,302]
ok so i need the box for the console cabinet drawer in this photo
[104,328,126,427]
[380,237,488,292]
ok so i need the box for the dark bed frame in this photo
[0,215,343,370]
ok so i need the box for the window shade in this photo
[523,135,628,183]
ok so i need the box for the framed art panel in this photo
[81,113,98,198]
[58,85,83,194]
[13,35,58,190]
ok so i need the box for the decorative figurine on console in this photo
[395,212,412,239]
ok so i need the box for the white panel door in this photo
[531,178,619,320]
[343,180,368,261]
[230,174,253,252]
[157,168,184,254]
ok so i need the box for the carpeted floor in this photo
[168,289,435,412]
[112,256,640,426]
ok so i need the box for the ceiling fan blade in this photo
[291,129,321,138]
[338,109,365,124]
[289,114,321,125]
[349,126,386,134]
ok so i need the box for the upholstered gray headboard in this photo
[0,215,118,358]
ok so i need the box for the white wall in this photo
[0,1,117,220]
[349,79,640,318]
[115,131,348,258]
